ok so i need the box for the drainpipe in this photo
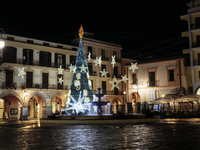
[179,60,182,88]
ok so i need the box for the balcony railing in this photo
[2,82,17,89]
[89,71,97,76]
[0,57,70,69]
[21,83,68,90]
[193,60,200,66]
[191,24,200,30]
[147,80,160,87]
[112,74,122,78]
[192,42,200,48]
[101,56,109,61]
[93,90,123,95]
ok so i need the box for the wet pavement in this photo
[0,118,200,149]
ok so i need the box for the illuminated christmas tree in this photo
[69,25,93,112]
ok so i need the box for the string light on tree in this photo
[100,69,108,77]
[109,76,121,90]
[111,55,116,68]
[18,67,26,79]
[121,75,129,83]
[129,62,138,72]
[58,65,64,75]
[58,77,64,84]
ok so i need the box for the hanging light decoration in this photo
[0,28,5,49]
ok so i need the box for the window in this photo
[57,74,63,89]
[55,53,66,68]
[43,42,49,46]
[5,70,13,88]
[114,66,118,77]
[102,81,106,94]
[26,72,33,88]
[149,72,155,87]
[39,51,51,67]
[72,48,77,51]
[199,71,200,79]
[196,17,200,28]
[7,36,14,41]
[113,51,117,58]
[91,80,93,90]
[197,35,200,43]
[57,45,63,49]
[88,63,93,75]
[101,49,105,60]
[42,73,48,89]
[88,46,92,56]
[102,65,106,71]
[70,55,76,65]
[3,46,17,63]
[23,49,33,65]
[27,40,33,44]
[169,70,174,81]
[132,74,136,84]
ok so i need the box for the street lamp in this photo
[0,28,5,49]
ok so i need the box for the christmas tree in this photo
[69,25,93,111]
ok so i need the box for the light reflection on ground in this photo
[0,118,200,149]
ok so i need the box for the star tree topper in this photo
[120,75,129,83]
[100,69,108,77]
[58,65,64,75]
[79,64,88,72]
[129,62,138,72]
[109,76,121,90]
[111,55,116,68]
[18,67,26,79]
[58,77,64,84]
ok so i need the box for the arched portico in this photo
[112,98,122,114]
[0,91,23,120]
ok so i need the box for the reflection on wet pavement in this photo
[0,119,200,149]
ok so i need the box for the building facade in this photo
[0,33,124,120]
[181,0,200,95]
[122,57,189,113]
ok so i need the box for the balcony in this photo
[21,83,68,90]
[191,24,200,30]
[112,74,122,78]
[2,82,17,89]
[192,42,200,48]
[101,56,109,61]
[93,90,123,95]
[89,71,97,76]
[0,57,70,69]
[147,80,160,87]
[193,60,200,66]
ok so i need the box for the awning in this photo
[150,94,178,104]
[175,94,199,102]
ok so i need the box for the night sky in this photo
[1,1,189,59]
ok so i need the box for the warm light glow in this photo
[124,91,126,94]
[162,94,165,97]
[133,85,137,88]
[0,40,5,49]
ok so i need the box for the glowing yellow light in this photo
[0,40,5,49]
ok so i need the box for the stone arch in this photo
[52,93,65,107]
[195,86,200,95]
[0,91,23,105]
[112,98,122,105]
[27,92,46,106]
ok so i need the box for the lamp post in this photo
[0,28,5,49]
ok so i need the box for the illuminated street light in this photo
[0,28,5,49]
